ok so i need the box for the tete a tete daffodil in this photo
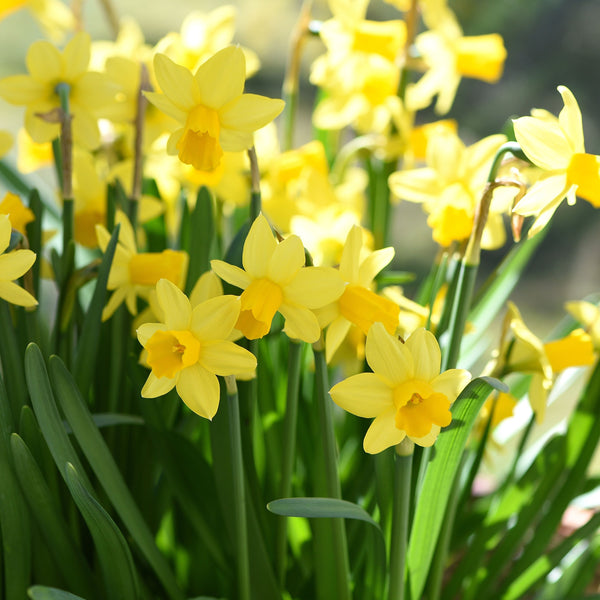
[330,323,471,454]
[512,85,600,237]
[211,214,345,343]
[144,45,284,173]
[137,279,256,420]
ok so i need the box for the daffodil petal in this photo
[153,53,196,111]
[358,247,395,287]
[195,45,245,109]
[285,267,344,309]
[219,94,284,133]
[513,115,572,171]
[210,260,251,291]
[62,32,91,80]
[513,174,568,216]
[137,322,168,346]
[279,303,321,343]
[339,225,361,282]
[101,288,128,321]
[388,168,439,203]
[156,279,191,330]
[176,364,220,419]
[363,406,405,454]
[430,369,471,403]
[325,316,352,363]
[191,295,240,340]
[141,371,176,398]
[242,214,276,279]
[268,234,305,284]
[219,128,254,152]
[0,75,48,105]
[409,425,441,447]
[330,372,393,418]
[404,328,440,381]
[200,340,256,376]
[0,215,10,254]
[365,322,413,386]
[0,281,37,307]
[26,40,62,82]
[145,91,187,123]
[557,85,584,153]
[0,249,36,279]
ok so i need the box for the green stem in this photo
[225,375,251,600]
[313,343,351,599]
[388,442,413,600]
[276,340,303,585]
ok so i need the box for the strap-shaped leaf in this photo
[28,586,86,600]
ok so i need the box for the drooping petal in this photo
[284,267,345,309]
[430,369,471,403]
[210,260,252,291]
[137,322,168,346]
[195,45,245,109]
[200,340,257,376]
[513,173,568,217]
[267,234,305,285]
[141,371,177,398]
[176,363,220,419]
[156,279,191,330]
[404,328,441,382]
[26,40,62,83]
[363,406,406,454]
[191,295,241,340]
[242,214,276,278]
[219,94,285,133]
[513,115,572,171]
[330,372,393,418]
[557,85,584,154]
[279,302,321,343]
[0,281,37,307]
[365,322,413,386]
[153,53,196,111]
[101,287,128,321]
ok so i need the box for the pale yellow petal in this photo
[513,173,568,216]
[72,72,118,112]
[330,372,393,418]
[0,214,10,253]
[363,406,405,454]
[101,288,127,321]
[153,53,196,111]
[358,247,395,287]
[0,75,48,105]
[0,248,36,280]
[403,328,439,381]
[137,322,168,346]
[557,85,584,153]
[284,267,345,309]
[242,214,276,279]
[0,281,37,307]
[141,371,177,397]
[70,106,101,150]
[156,279,191,330]
[430,369,471,403]
[210,260,251,291]
[388,168,439,204]
[219,94,284,133]
[200,340,256,376]
[219,128,254,152]
[268,234,305,285]
[325,316,352,363]
[195,45,245,109]
[279,302,321,343]
[365,321,413,386]
[176,364,220,419]
[24,105,59,143]
[26,40,62,82]
[513,115,572,171]
[339,225,361,283]
[144,91,186,123]
[191,295,240,340]
[62,32,91,80]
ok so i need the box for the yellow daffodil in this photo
[0,192,34,234]
[315,225,399,363]
[513,86,600,237]
[330,323,471,453]
[211,214,345,343]
[0,130,13,157]
[145,46,284,173]
[0,32,117,150]
[96,210,188,321]
[0,214,37,307]
[388,130,508,248]
[566,300,600,349]
[407,1,506,114]
[137,279,256,419]
[17,128,53,173]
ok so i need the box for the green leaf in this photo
[48,355,184,600]
[72,224,120,395]
[0,301,28,419]
[267,497,381,532]
[64,463,139,600]
[28,586,87,600]
[185,186,214,293]
[407,377,498,600]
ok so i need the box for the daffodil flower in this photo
[211,214,345,343]
[330,323,471,453]
[137,279,256,419]
[513,86,600,236]
[95,211,188,321]
[0,192,34,235]
[565,300,600,349]
[145,46,284,172]
[0,214,37,308]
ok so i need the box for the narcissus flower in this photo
[330,323,471,453]
[0,192,34,234]
[513,86,600,237]
[566,300,600,349]
[0,214,37,307]
[145,46,284,173]
[316,225,399,362]
[96,211,188,321]
[211,214,345,343]
[0,32,117,150]
[137,279,256,419]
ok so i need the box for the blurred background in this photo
[1,0,599,334]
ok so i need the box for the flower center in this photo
[393,379,451,439]
[455,34,506,83]
[338,285,399,336]
[566,153,600,208]
[177,104,224,171]
[129,249,188,287]
[427,203,473,247]
[236,277,284,339]
[146,329,201,378]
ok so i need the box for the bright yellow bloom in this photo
[315,225,399,363]
[544,329,595,373]
[407,2,506,114]
[0,32,117,150]
[145,46,284,173]
[0,192,34,234]
[0,130,13,157]
[0,214,37,307]
[388,130,508,248]
[211,214,345,343]
[513,86,600,237]
[96,211,188,321]
[137,279,256,419]
[330,323,471,453]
